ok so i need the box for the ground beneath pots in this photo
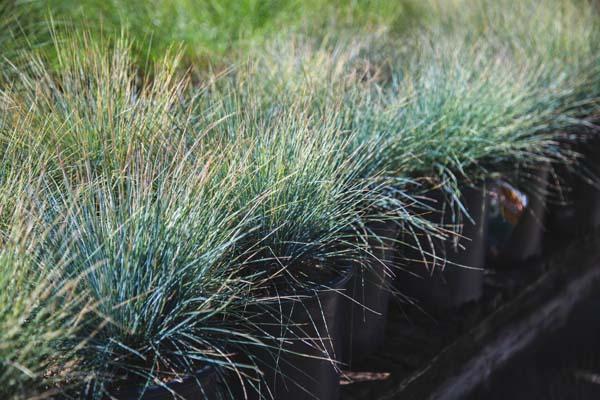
[468,289,600,399]
[340,232,600,400]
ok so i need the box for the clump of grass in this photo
[213,98,377,288]
[186,70,439,398]
[1,32,196,184]
[37,154,268,398]
[2,33,256,397]
[398,0,600,206]
[0,164,88,400]
[382,40,570,179]
[190,61,438,287]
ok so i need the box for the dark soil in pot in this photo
[108,365,217,400]
[396,185,488,310]
[229,265,354,400]
[344,221,399,367]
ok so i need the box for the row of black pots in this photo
[397,136,600,311]
[395,164,551,310]
[233,229,407,399]
[279,144,600,391]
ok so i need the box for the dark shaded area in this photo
[340,233,600,400]
[469,290,600,400]
[340,260,545,399]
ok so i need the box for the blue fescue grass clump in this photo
[1,33,192,179]
[1,36,273,397]
[206,98,380,288]
[190,70,439,287]
[0,161,88,400]
[0,224,82,400]
[426,0,600,122]
[36,157,268,398]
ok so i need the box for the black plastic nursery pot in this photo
[231,266,353,400]
[109,365,217,400]
[397,186,488,310]
[344,221,399,366]
[546,136,600,238]
[487,163,550,268]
